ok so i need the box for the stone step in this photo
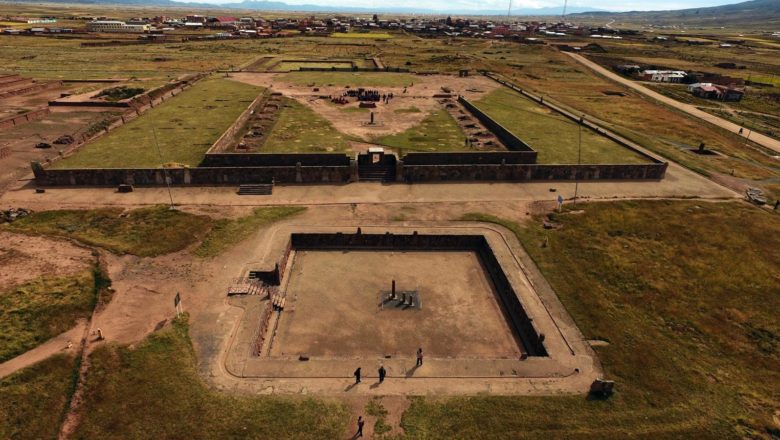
[237,184,273,195]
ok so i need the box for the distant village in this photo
[2,12,776,102]
[0,12,636,39]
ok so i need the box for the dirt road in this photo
[564,52,780,155]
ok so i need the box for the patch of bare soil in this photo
[0,231,94,289]
[228,72,501,140]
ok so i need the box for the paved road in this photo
[565,52,780,155]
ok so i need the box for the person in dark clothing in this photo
[354,367,361,384]
[357,416,365,437]
[775,200,779,210]
[378,365,386,383]
[416,348,423,366]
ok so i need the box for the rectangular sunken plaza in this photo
[223,225,600,387]
[272,250,522,359]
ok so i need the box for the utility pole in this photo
[562,0,568,22]
[574,116,583,207]
[507,0,512,17]
[152,127,175,210]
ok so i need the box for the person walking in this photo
[416,348,423,366]
[354,367,362,384]
[356,416,365,437]
[378,365,386,383]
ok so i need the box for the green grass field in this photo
[195,206,306,257]
[0,354,77,440]
[74,316,349,439]
[278,71,415,87]
[403,201,780,438]
[0,270,97,363]
[374,109,474,152]
[261,98,355,152]
[5,206,212,257]
[53,78,261,168]
[474,87,650,164]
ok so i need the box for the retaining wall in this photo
[483,72,666,165]
[32,163,351,186]
[0,108,50,130]
[458,96,535,153]
[288,232,548,357]
[206,90,270,154]
[297,66,410,72]
[401,162,667,182]
[201,152,351,167]
[0,80,61,99]
[402,151,537,165]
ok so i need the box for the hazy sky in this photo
[191,0,742,12]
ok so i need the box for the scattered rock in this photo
[1,208,31,223]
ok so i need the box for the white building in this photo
[86,20,150,33]
[641,70,687,83]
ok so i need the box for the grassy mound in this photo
[6,206,211,257]
[0,269,101,363]
[195,206,306,257]
[0,354,77,440]
[75,316,349,438]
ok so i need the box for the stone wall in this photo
[201,153,351,167]
[32,163,351,186]
[288,231,548,356]
[0,80,61,99]
[206,91,269,154]
[402,151,537,165]
[483,72,666,165]
[401,162,667,182]
[458,96,536,152]
[0,108,50,130]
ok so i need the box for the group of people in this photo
[352,348,423,385]
[352,348,425,437]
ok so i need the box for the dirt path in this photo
[0,322,84,379]
[565,52,780,155]
[343,395,410,439]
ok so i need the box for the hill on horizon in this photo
[571,0,780,27]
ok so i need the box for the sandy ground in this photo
[0,231,94,288]
[229,72,500,140]
[273,250,520,358]
[0,110,119,193]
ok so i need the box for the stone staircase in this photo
[237,183,273,195]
